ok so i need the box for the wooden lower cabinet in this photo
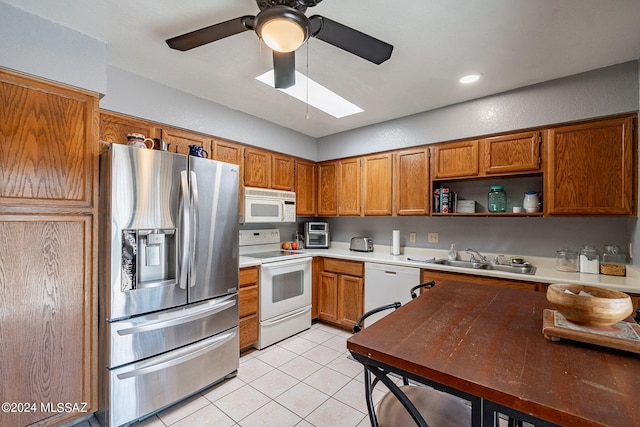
[0,215,96,427]
[317,258,364,329]
[239,266,259,350]
[420,269,545,292]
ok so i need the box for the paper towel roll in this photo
[392,230,400,255]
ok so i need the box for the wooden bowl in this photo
[546,284,633,326]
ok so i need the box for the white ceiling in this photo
[4,0,640,138]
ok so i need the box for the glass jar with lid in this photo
[579,245,599,274]
[600,245,627,276]
[488,185,507,213]
[555,247,578,272]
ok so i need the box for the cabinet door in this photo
[212,138,244,216]
[337,158,361,216]
[338,275,364,327]
[545,117,635,215]
[100,111,158,145]
[420,269,540,292]
[431,140,479,179]
[483,131,542,175]
[317,161,338,216]
[0,71,98,210]
[161,127,211,156]
[0,216,95,427]
[295,159,316,216]
[244,147,271,188]
[318,271,339,322]
[393,148,430,215]
[272,153,295,191]
[362,153,392,216]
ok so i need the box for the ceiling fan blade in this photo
[166,16,255,51]
[309,15,393,64]
[273,51,296,89]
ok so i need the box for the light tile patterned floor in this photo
[78,323,378,427]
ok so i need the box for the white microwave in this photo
[243,187,296,223]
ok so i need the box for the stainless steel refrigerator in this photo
[97,144,240,427]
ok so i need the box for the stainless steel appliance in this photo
[304,221,330,249]
[239,229,312,349]
[98,144,240,427]
[242,187,296,223]
[350,236,374,252]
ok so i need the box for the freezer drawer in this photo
[108,294,238,368]
[105,327,239,427]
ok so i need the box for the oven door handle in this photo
[261,257,312,270]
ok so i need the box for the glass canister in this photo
[579,245,599,274]
[488,185,507,213]
[555,247,579,272]
[600,245,627,276]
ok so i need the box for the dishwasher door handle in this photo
[384,271,397,275]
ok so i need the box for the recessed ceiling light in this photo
[256,70,363,118]
[459,74,481,84]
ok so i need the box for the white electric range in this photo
[239,229,312,349]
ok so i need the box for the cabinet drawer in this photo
[239,314,258,349]
[323,258,363,277]
[239,285,258,318]
[240,266,259,287]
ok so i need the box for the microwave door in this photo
[187,157,240,303]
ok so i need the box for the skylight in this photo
[255,70,363,118]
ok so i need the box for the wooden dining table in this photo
[346,280,640,427]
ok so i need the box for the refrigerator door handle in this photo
[179,170,190,290]
[116,330,236,380]
[116,296,237,336]
[189,170,199,288]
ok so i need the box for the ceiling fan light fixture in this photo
[255,6,311,52]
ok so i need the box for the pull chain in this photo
[305,42,310,119]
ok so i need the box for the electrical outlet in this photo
[427,232,439,243]
[409,232,417,243]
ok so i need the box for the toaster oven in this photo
[304,222,329,249]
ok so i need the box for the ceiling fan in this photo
[166,0,393,89]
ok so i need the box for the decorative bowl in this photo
[546,284,633,327]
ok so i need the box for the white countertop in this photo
[240,242,640,294]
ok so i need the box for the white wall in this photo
[0,2,107,95]
[317,61,639,161]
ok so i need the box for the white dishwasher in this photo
[364,262,421,326]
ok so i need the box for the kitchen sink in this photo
[432,258,536,275]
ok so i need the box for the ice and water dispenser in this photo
[121,229,177,291]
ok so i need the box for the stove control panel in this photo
[239,229,280,246]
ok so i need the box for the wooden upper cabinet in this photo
[160,127,211,156]
[244,147,271,188]
[431,140,479,179]
[100,111,158,145]
[272,153,295,191]
[212,138,244,165]
[482,131,542,175]
[393,148,430,215]
[295,159,316,216]
[212,138,244,215]
[545,116,636,216]
[337,158,361,216]
[317,161,338,216]
[0,70,98,210]
[362,153,392,215]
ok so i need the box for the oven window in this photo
[272,271,304,303]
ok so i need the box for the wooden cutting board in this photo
[542,309,640,354]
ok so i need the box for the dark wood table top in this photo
[347,280,640,427]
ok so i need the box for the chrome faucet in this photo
[465,248,487,263]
